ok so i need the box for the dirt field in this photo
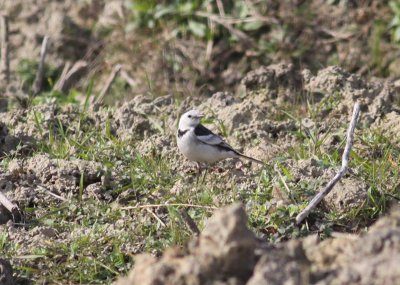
[0,1,399,284]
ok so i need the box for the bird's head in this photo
[179,109,204,130]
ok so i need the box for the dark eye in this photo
[188,115,192,118]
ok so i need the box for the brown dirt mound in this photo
[117,204,400,285]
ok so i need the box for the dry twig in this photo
[205,2,215,61]
[95,64,122,105]
[32,36,49,95]
[276,168,292,197]
[120,203,217,211]
[195,11,254,45]
[0,14,10,84]
[216,0,226,17]
[179,208,200,236]
[55,61,72,89]
[54,60,88,94]
[38,185,67,202]
[296,101,361,225]
[146,208,166,227]
[0,191,21,222]
[120,69,136,89]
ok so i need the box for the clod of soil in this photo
[2,154,104,208]
[323,177,367,214]
[112,94,176,141]
[247,240,310,285]
[372,111,400,146]
[117,204,400,285]
[2,0,97,69]
[113,103,152,140]
[306,208,400,284]
[302,66,395,122]
[241,64,397,124]
[25,154,103,192]
[241,63,302,99]
[116,204,258,285]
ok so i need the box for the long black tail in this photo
[216,141,264,165]
[238,153,264,164]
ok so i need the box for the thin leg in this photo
[201,163,209,184]
[196,162,202,185]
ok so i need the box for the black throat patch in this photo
[177,129,189,138]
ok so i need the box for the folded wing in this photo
[194,124,239,154]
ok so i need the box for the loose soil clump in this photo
[117,204,400,285]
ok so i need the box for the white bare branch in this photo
[296,101,361,225]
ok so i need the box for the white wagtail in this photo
[177,109,263,171]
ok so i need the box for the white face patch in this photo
[179,109,203,130]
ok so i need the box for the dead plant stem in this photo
[32,36,49,95]
[295,101,361,225]
[0,14,10,84]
